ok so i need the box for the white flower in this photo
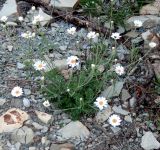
[134,20,143,27]
[43,100,50,107]
[94,97,108,110]
[67,56,79,68]
[32,15,44,25]
[40,76,45,80]
[108,114,121,127]
[21,31,35,38]
[33,60,46,70]
[11,86,23,97]
[67,27,76,35]
[31,6,36,11]
[1,16,8,22]
[18,16,23,22]
[115,64,125,76]
[111,32,121,40]
[91,64,96,69]
[149,42,157,48]
[66,88,70,92]
[87,31,99,39]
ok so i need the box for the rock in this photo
[155,96,160,104]
[0,0,17,18]
[50,143,75,150]
[58,121,90,140]
[124,115,132,123]
[96,106,112,123]
[152,61,160,80]
[101,81,124,98]
[125,31,139,38]
[141,30,152,42]
[29,147,36,150]
[59,45,67,51]
[38,8,52,26]
[112,105,130,115]
[140,4,159,15]
[50,0,79,9]
[127,15,160,29]
[7,45,13,51]
[6,22,17,26]
[0,98,6,106]
[141,131,160,150]
[121,89,131,102]
[35,110,53,124]
[111,127,121,133]
[129,97,136,108]
[0,108,29,133]
[11,126,34,144]
[23,98,31,107]
[17,62,25,69]
[24,89,31,95]
[32,122,44,130]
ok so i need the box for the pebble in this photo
[24,89,31,95]
[23,98,31,107]
[0,98,6,106]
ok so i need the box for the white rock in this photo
[38,8,52,26]
[96,106,112,123]
[24,89,31,95]
[111,127,121,133]
[100,81,124,98]
[17,62,25,69]
[50,0,79,9]
[124,115,132,123]
[32,122,44,130]
[141,131,160,150]
[0,98,6,106]
[58,121,90,140]
[112,105,130,115]
[23,98,31,107]
[35,110,53,124]
[0,0,17,18]
[0,108,29,133]
[7,45,13,51]
[11,126,34,144]
[129,97,136,108]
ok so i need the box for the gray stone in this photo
[59,45,67,51]
[112,105,130,115]
[17,62,25,69]
[32,122,44,130]
[50,143,75,150]
[11,126,34,144]
[101,81,124,98]
[24,89,31,95]
[50,0,79,9]
[0,0,17,18]
[96,106,112,123]
[141,131,160,150]
[23,98,31,107]
[7,45,13,51]
[111,127,121,133]
[58,121,90,140]
[0,98,6,106]
[127,15,160,29]
[124,115,132,123]
[129,97,137,108]
[121,89,131,101]
[38,8,52,26]
[6,22,17,26]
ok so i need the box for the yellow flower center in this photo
[16,91,20,95]
[71,59,76,64]
[99,101,104,106]
[112,119,117,124]
[38,64,43,68]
